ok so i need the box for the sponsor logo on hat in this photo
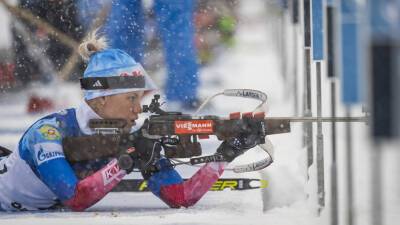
[93,80,103,88]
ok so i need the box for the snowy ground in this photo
[1,0,398,225]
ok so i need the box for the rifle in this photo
[63,89,291,173]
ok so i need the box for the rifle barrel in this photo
[266,117,367,123]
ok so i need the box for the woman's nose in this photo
[131,102,142,114]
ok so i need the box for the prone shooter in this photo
[63,93,291,175]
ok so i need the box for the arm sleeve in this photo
[146,158,227,208]
[63,159,126,211]
[31,126,126,211]
[31,126,79,201]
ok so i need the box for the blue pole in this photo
[340,0,361,104]
[312,0,325,213]
[312,0,324,60]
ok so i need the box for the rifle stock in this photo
[145,116,290,137]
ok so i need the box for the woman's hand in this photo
[216,133,260,162]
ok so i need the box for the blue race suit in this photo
[0,101,225,211]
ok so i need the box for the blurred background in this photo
[0,0,399,225]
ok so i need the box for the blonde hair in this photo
[78,29,108,61]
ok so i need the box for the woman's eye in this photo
[129,96,137,102]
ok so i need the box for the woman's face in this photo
[100,91,144,131]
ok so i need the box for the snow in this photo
[0,3,12,49]
[0,0,399,225]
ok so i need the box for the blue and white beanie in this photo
[79,33,157,100]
